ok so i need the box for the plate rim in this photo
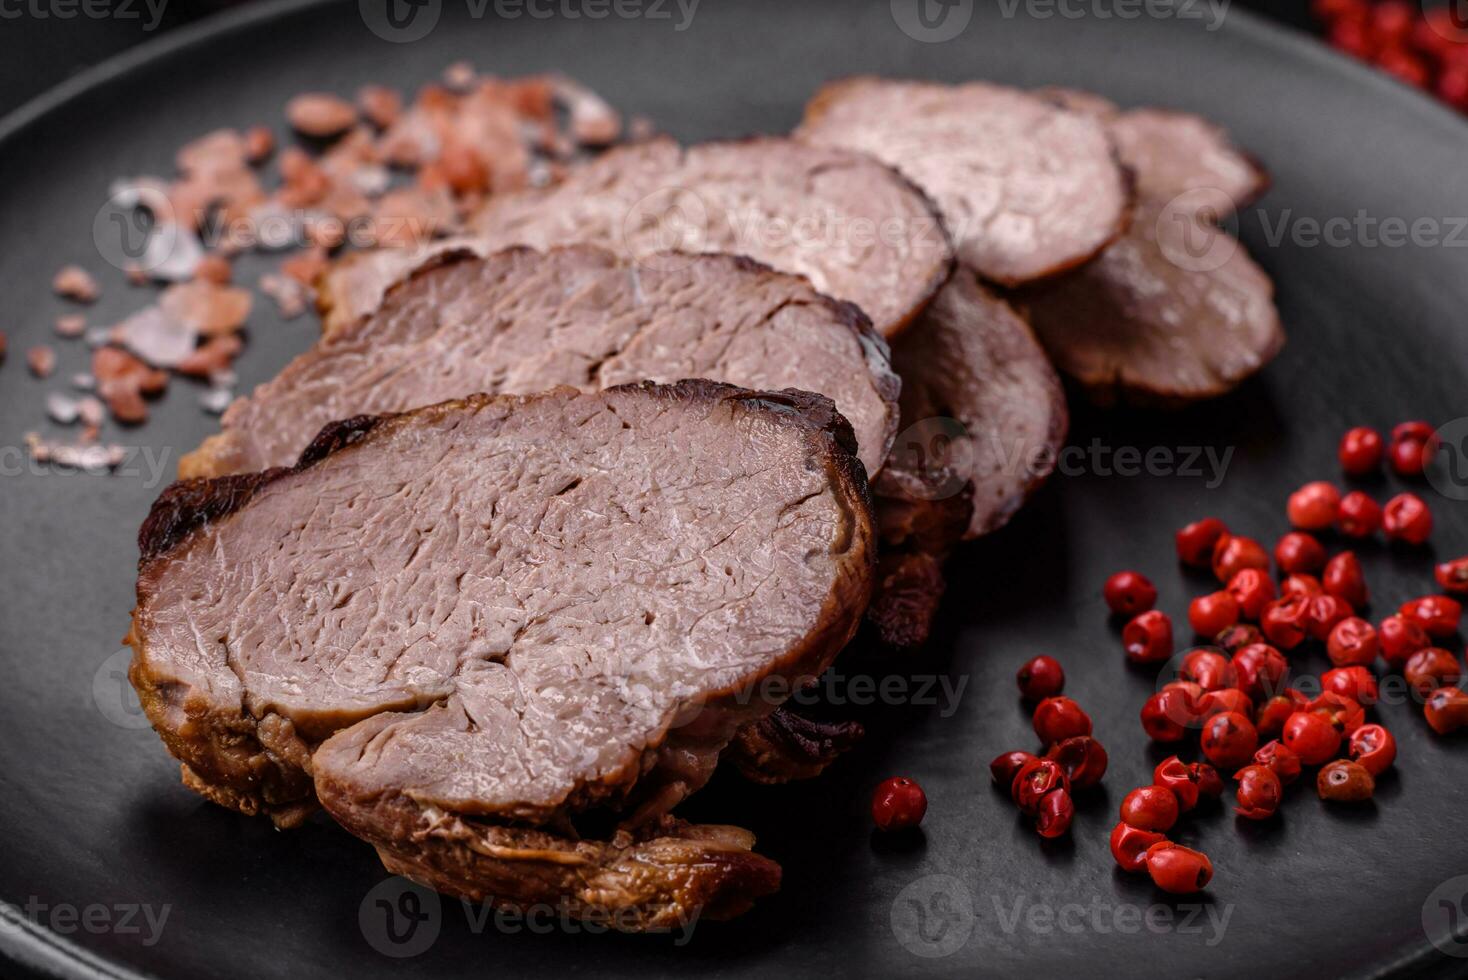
[0,2,1463,977]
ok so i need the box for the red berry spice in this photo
[1339,426,1383,475]
[1383,493,1433,544]
[1189,761,1225,798]
[1436,558,1468,596]
[1228,568,1277,621]
[1327,617,1379,667]
[1288,481,1342,531]
[1145,842,1213,895]
[1336,492,1382,538]
[990,750,1039,787]
[1426,687,1468,735]
[1404,647,1462,697]
[1348,724,1397,776]
[871,776,926,831]
[1232,643,1288,701]
[1200,688,1253,721]
[1309,691,1367,736]
[1176,518,1229,567]
[1323,552,1369,608]
[1213,535,1270,584]
[1379,614,1431,668]
[1123,610,1174,664]
[1389,421,1435,478]
[1233,764,1283,820]
[1189,591,1241,636]
[1153,755,1202,810]
[1261,595,1312,650]
[1201,710,1259,770]
[1120,785,1180,832]
[1275,532,1327,574]
[1104,571,1158,616]
[1253,739,1303,784]
[1012,759,1069,814]
[1283,710,1343,765]
[1256,690,1308,740]
[1307,595,1355,641]
[1181,649,1237,692]
[1016,655,1066,700]
[1032,696,1092,746]
[1216,623,1266,652]
[1110,822,1167,873]
[1044,736,1109,789]
[1141,687,1197,741]
[1322,666,1379,705]
[1317,760,1376,802]
[1281,574,1324,601]
[1036,788,1075,838]
[1399,596,1462,639]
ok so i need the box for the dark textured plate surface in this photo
[2,1,1468,977]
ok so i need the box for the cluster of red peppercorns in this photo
[1110,755,1223,893]
[1313,0,1468,113]
[986,661,1108,839]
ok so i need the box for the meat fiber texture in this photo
[128,382,876,928]
[798,77,1132,287]
[319,137,955,340]
[183,246,900,479]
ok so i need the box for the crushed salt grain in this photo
[287,93,358,140]
[53,266,99,303]
[55,315,86,338]
[27,345,56,378]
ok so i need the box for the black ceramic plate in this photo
[3,1,1468,977]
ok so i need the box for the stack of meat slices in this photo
[130,84,1281,930]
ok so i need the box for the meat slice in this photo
[1017,95,1283,406]
[128,383,875,926]
[445,137,952,340]
[727,710,865,784]
[867,273,1066,648]
[797,77,1131,287]
[887,271,1067,541]
[182,246,900,479]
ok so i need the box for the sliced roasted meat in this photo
[182,246,900,478]
[866,272,1066,648]
[1017,95,1283,406]
[435,136,952,340]
[888,271,1067,541]
[797,77,1131,287]
[128,382,875,926]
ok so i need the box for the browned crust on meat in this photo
[130,381,876,829]
[725,708,865,784]
[328,796,782,931]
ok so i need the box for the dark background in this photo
[0,0,1317,119]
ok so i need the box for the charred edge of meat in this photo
[727,707,865,785]
[331,794,783,930]
[867,551,950,651]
